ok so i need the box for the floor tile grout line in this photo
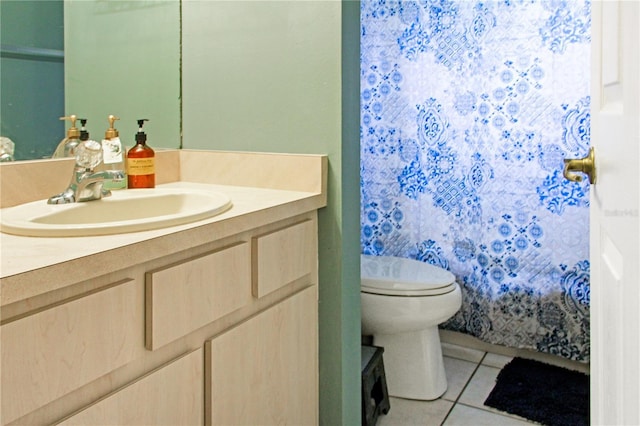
[452,401,539,425]
[439,352,488,426]
[442,353,486,365]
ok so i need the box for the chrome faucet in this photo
[48,169,125,204]
[48,140,125,204]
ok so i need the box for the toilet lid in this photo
[361,255,456,296]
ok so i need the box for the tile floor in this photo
[376,342,568,426]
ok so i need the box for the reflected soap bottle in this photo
[52,115,81,158]
[0,136,15,162]
[127,119,155,189]
[77,118,98,152]
[100,115,127,190]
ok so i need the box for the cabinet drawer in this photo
[1,279,142,425]
[146,242,252,350]
[57,348,204,425]
[252,219,315,298]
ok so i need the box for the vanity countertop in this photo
[0,150,327,308]
[0,182,324,307]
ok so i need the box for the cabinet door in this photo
[206,287,318,426]
[57,348,204,425]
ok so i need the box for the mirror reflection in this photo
[0,0,180,161]
[0,0,64,160]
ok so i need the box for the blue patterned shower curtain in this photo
[360,0,591,362]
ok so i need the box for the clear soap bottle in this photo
[52,115,80,158]
[100,115,127,190]
[127,119,155,188]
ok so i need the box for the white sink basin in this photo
[0,187,232,237]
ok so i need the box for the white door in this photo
[589,1,640,425]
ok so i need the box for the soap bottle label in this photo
[128,158,155,176]
[102,138,123,164]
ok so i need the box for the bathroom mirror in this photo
[0,0,180,161]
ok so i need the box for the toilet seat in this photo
[361,255,456,296]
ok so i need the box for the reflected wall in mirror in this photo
[0,0,180,161]
[1,0,64,160]
[65,0,180,153]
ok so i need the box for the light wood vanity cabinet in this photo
[1,213,319,426]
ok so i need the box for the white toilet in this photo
[361,254,462,400]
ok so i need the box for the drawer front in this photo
[1,279,142,425]
[146,242,252,350]
[252,219,316,298]
[57,348,204,426]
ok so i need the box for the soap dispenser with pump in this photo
[127,119,155,188]
[77,118,95,145]
[100,115,126,190]
[52,115,81,158]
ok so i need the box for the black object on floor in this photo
[361,345,390,426]
[484,357,589,426]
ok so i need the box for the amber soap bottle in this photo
[127,119,155,188]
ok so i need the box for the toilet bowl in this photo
[361,254,462,400]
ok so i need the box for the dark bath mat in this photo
[484,357,589,426]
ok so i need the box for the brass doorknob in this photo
[563,147,596,184]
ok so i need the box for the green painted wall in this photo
[340,2,362,425]
[182,2,361,424]
[64,1,180,150]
